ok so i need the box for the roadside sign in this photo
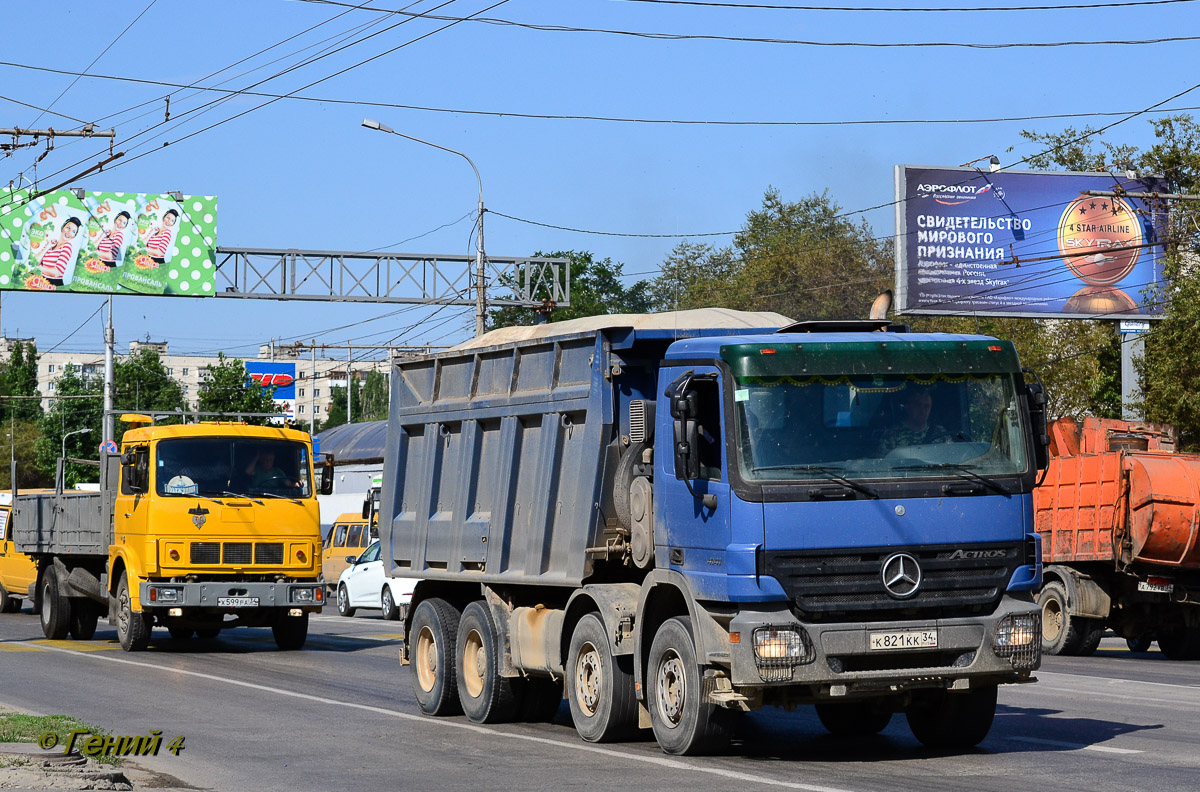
[1120,320,1151,334]
[100,440,118,455]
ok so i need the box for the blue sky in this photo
[2,0,1198,358]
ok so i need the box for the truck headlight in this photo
[993,612,1041,670]
[150,587,182,603]
[290,587,316,603]
[752,626,814,682]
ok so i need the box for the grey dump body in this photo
[382,330,611,585]
[13,490,114,558]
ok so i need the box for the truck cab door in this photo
[117,446,151,541]
[0,505,37,595]
[656,366,733,599]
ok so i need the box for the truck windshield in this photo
[733,373,1028,482]
[155,438,312,498]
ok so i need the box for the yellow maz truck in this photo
[13,416,329,651]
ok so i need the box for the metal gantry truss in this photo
[213,247,570,306]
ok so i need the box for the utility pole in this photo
[103,297,114,445]
[310,340,316,436]
[347,341,352,424]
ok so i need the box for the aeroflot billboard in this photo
[895,165,1169,319]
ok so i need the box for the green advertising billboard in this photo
[0,189,218,296]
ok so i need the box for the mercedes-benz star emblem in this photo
[881,552,921,599]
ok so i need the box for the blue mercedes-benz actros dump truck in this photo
[380,308,1046,755]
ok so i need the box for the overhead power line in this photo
[287,2,1200,48]
[610,0,1199,11]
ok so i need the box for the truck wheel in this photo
[456,601,522,723]
[520,677,564,723]
[1126,634,1153,653]
[68,600,99,640]
[116,572,151,652]
[647,616,731,756]
[1038,582,1088,655]
[1157,628,1200,660]
[410,598,462,716]
[1076,621,1104,657]
[337,584,356,617]
[39,567,72,640]
[381,587,399,621]
[273,611,309,650]
[566,612,637,742]
[905,684,997,749]
[815,700,893,736]
[0,583,17,613]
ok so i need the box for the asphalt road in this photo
[1,605,1197,792]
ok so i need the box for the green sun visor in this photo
[720,339,1023,379]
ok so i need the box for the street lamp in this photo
[361,118,488,337]
[61,427,91,490]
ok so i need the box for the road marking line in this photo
[16,640,854,792]
[29,640,121,652]
[1038,670,1200,691]
[1008,736,1142,755]
[1030,684,1192,707]
[0,642,45,652]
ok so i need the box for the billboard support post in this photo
[103,297,114,446]
[1120,321,1150,420]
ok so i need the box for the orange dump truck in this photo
[1034,417,1200,659]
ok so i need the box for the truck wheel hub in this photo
[656,652,686,726]
[575,644,602,714]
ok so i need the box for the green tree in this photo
[646,189,892,321]
[489,250,652,329]
[36,365,103,488]
[1,341,42,425]
[321,382,359,431]
[0,420,49,488]
[196,353,281,425]
[359,370,389,422]
[114,348,187,435]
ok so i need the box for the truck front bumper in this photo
[139,581,324,611]
[727,594,1039,695]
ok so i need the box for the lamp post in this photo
[61,427,91,490]
[361,118,487,337]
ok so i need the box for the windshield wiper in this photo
[755,464,878,499]
[171,491,224,505]
[253,491,305,504]
[220,490,264,505]
[894,463,1011,496]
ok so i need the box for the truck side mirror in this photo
[362,499,371,520]
[1022,367,1050,471]
[318,461,334,496]
[666,373,701,480]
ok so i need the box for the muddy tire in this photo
[1075,621,1104,657]
[1126,633,1153,653]
[1038,582,1090,656]
[410,598,462,716]
[39,567,72,640]
[1157,628,1200,660]
[566,613,637,742]
[116,572,151,652]
[816,699,893,737]
[647,616,731,756]
[456,601,522,723]
[906,685,997,749]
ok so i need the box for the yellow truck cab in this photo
[322,513,377,594]
[13,416,330,651]
[0,497,37,612]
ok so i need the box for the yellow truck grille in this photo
[189,541,284,565]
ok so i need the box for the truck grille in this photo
[254,543,283,564]
[762,542,1022,622]
[190,543,220,564]
[222,543,252,564]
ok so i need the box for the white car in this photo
[335,541,417,620]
